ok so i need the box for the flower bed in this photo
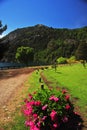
[22,88,82,130]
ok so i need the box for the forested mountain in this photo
[0,24,87,64]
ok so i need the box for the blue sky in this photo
[0,0,87,35]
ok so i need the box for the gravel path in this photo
[0,74,28,106]
[0,68,34,106]
[0,68,34,126]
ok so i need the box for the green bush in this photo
[57,57,67,64]
[67,56,77,64]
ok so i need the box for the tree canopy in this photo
[75,42,87,61]
[15,46,34,65]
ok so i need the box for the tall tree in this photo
[0,21,7,35]
[15,46,34,65]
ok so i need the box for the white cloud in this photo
[0,34,5,39]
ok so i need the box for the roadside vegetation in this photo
[43,63,87,114]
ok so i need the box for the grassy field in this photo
[43,63,87,114]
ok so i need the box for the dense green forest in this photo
[0,24,87,64]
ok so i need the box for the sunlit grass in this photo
[43,63,87,113]
[25,69,48,93]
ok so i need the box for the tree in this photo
[15,46,34,65]
[75,42,87,61]
[0,21,7,35]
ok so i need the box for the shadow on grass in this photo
[56,71,62,74]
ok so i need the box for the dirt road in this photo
[0,68,34,124]
[0,68,34,106]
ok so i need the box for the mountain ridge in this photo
[0,24,87,64]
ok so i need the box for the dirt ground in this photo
[0,67,34,126]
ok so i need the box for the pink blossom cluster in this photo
[49,95,59,102]
[23,99,42,130]
[22,89,75,130]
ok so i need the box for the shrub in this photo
[57,57,67,64]
[22,88,81,130]
[67,56,76,64]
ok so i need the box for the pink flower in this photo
[33,126,40,130]
[54,97,59,102]
[24,108,32,116]
[62,116,68,123]
[65,104,71,110]
[30,124,40,130]
[26,103,33,110]
[74,111,79,115]
[24,98,28,103]
[65,95,70,100]
[53,123,58,128]
[49,95,54,100]
[42,104,48,110]
[25,120,30,127]
[62,89,67,94]
[33,113,38,119]
[37,121,41,128]
[30,101,35,105]
[51,124,59,130]
[28,121,39,130]
[28,94,33,100]
[25,121,35,128]
[35,101,41,106]
[49,96,59,102]
[50,110,57,121]
[42,116,47,121]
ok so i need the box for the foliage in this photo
[0,21,7,60]
[0,20,7,35]
[57,57,67,64]
[75,42,87,61]
[69,56,76,61]
[43,63,87,112]
[15,46,34,65]
[67,56,76,64]
[1,24,87,63]
[34,50,48,65]
[22,88,80,130]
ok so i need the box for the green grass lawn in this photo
[43,63,87,114]
[26,69,48,93]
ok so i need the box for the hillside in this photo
[0,24,87,64]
